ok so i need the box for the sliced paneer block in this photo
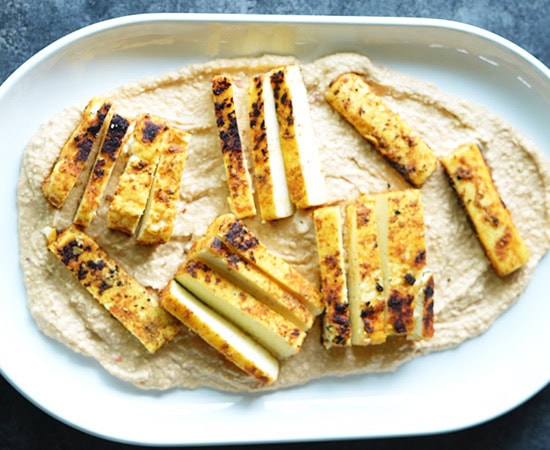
[313,206,351,348]
[346,201,387,345]
[136,128,189,245]
[207,213,324,316]
[42,97,112,208]
[189,234,313,331]
[107,114,170,235]
[270,65,327,209]
[212,75,257,219]
[408,271,435,340]
[325,73,438,187]
[248,73,294,221]
[160,280,279,385]
[175,259,306,359]
[381,190,428,336]
[441,142,530,276]
[74,113,131,227]
[45,225,182,352]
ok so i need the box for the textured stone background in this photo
[0,0,548,82]
[1,1,548,449]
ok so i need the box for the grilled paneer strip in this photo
[346,201,387,345]
[270,65,327,209]
[441,142,530,276]
[313,206,351,348]
[381,190,428,335]
[107,114,170,235]
[160,280,279,385]
[45,225,182,352]
[189,234,314,331]
[176,259,306,359]
[212,75,257,219]
[325,73,438,187]
[136,128,189,245]
[74,114,131,227]
[42,97,112,208]
[248,73,294,221]
[207,213,324,316]
[408,271,435,340]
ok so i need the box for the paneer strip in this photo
[346,200,387,346]
[42,97,112,208]
[189,234,314,331]
[270,65,327,209]
[248,73,294,221]
[313,206,350,348]
[408,272,435,340]
[45,225,182,352]
[382,190,428,335]
[107,114,170,235]
[441,142,530,276]
[136,128,189,245]
[207,213,324,316]
[325,73,438,187]
[74,114,131,227]
[176,259,306,359]
[212,75,256,219]
[160,280,279,385]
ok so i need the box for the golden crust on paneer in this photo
[212,74,256,219]
[441,142,530,276]
[321,190,434,345]
[136,128,189,245]
[175,258,306,359]
[207,213,324,316]
[74,113,131,228]
[313,206,351,348]
[42,97,112,208]
[383,190,428,335]
[325,72,438,187]
[107,114,170,236]
[46,225,182,352]
[270,65,327,209]
[160,280,279,385]
[189,234,314,331]
[248,73,294,221]
[345,201,387,345]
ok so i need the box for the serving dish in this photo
[1,14,548,445]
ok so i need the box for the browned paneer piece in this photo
[441,142,530,276]
[325,73,438,187]
[42,97,112,208]
[45,225,182,352]
[212,75,256,218]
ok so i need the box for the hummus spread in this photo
[17,53,550,391]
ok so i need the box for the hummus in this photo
[17,53,550,392]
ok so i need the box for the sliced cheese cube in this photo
[248,73,294,221]
[107,114,170,235]
[42,97,112,208]
[325,73,438,187]
[160,280,279,385]
[212,75,256,218]
[46,225,182,352]
[207,213,324,316]
[74,113,131,227]
[175,258,306,359]
[189,234,314,331]
[441,142,530,276]
[136,127,189,245]
[313,205,351,348]
[381,190,428,336]
[346,201,387,345]
[270,65,326,209]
